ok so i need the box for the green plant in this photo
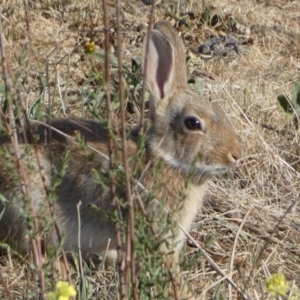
[277,81,300,129]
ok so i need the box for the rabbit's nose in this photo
[229,143,242,164]
[231,154,240,164]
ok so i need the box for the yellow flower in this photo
[47,281,77,300]
[84,41,96,53]
[265,273,289,296]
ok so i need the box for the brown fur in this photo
[0,21,242,299]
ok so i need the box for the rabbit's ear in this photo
[143,21,188,105]
[143,29,175,101]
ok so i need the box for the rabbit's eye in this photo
[184,117,202,131]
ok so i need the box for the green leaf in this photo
[0,194,7,204]
[291,81,300,108]
[92,50,118,68]
[277,95,294,115]
[131,57,141,73]
[188,78,203,95]
[204,234,214,248]
[0,207,5,221]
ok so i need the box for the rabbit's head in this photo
[143,21,242,180]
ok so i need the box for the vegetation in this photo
[0,0,300,299]
[277,81,300,129]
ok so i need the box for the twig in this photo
[30,119,109,160]
[200,271,237,298]
[115,1,138,299]
[57,72,67,117]
[0,11,45,299]
[14,85,73,285]
[228,207,253,300]
[223,85,300,176]
[1,10,72,289]
[0,102,47,298]
[76,201,87,298]
[23,0,31,36]
[0,271,13,300]
[139,0,155,134]
[0,13,10,93]
[102,1,126,299]
[245,197,299,291]
[241,114,294,136]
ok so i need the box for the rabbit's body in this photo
[0,119,132,257]
[0,21,242,298]
[0,118,206,257]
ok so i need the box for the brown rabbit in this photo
[0,21,242,298]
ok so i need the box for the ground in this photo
[1,0,300,299]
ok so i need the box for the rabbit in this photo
[0,20,242,298]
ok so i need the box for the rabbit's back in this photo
[0,119,136,258]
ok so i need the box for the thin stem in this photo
[0,9,72,290]
[14,79,73,285]
[102,1,126,299]
[139,1,155,134]
[116,1,138,299]
[23,0,31,36]
[0,11,45,299]
[0,271,13,300]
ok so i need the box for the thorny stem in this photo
[102,1,126,299]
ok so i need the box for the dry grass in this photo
[1,0,300,299]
